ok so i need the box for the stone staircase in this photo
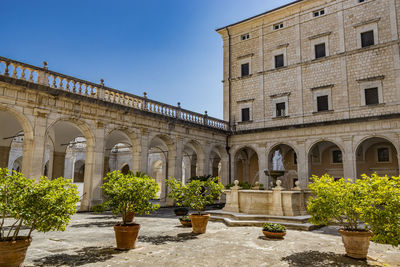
[206,209,319,231]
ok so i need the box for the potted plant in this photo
[262,223,286,239]
[174,207,188,216]
[0,168,79,267]
[307,174,400,259]
[166,177,224,234]
[101,171,159,250]
[179,215,192,227]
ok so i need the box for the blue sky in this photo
[2,0,293,118]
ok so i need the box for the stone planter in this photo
[190,214,210,234]
[0,237,32,267]
[339,229,373,259]
[114,223,140,250]
[262,230,286,239]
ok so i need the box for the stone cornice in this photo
[353,18,381,28]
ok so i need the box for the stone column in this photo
[136,129,148,174]
[80,123,105,211]
[52,152,66,179]
[220,157,229,185]
[163,137,183,206]
[270,180,284,216]
[22,111,48,180]
[256,145,268,188]
[296,141,309,189]
[0,146,11,168]
[342,137,356,181]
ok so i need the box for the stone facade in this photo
[217,0,400,188]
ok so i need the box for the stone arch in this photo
[308,139,344,179]
[208,143,228,182]
[233,146,259,184]
[355,135,399,178]
[120,163,130,175]
[182,139,205,178]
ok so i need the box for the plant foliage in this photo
[101,171,159,225]
[179,215,191,222]
[166,177,224,215]
[262,223,286,233]
[225,181,253,190]
[307,174,400,246]
[0,168,79,241]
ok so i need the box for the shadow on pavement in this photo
[69,221,118,228]
[32,246,125,266]
[281,251,380,267]
[138,232,198,245]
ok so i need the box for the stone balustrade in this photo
[0,56,229,131]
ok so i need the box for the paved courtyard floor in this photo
[24,208,400,267]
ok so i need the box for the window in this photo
[358,0,365,3]
[241,108,250,122]
[377,147,390,162]
[241,63,250,77]
[361,30,374,47]
[313,9,325,17]
[315,43,326,59]
[276,102,286,117]
[275,54,284,68]
[241,34,250,41]
[365,87,379,105]
[317,95,329,112]
[273,23,284,30]
[332,150,343,163]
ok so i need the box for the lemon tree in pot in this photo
[0,168,79,267]
[307,174,400,259]
[166,177,224,234]
[101,171,159,250]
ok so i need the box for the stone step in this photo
[209,216,318,231]
[205,210,311,224]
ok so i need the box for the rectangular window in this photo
[313,9,325,17]
[315,43,326,59]
[365,87,379,105]
[361,30,374,47]
[273,23,284,30]
[378,147,389,162]
[241,34,250,41]
[275,54,284,68]
[358,0,365,3]
[241,108,250,122]
[317,95,329,112]
[276,102,286,117]
[241,63,249,77]
[332,150,343,163]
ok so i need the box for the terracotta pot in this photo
[190,214,210,234]
[125,212,135,223]
[339,229,373,259]
[0,237,32,267]
[262,230,286,239]
[113,223,140,250]
[179,219,192,227]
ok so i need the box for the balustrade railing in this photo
[0,56,229,131]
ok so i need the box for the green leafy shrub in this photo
[262,223,286,233]
[0,168,79,241]
[179,215,191,222]
[308,174,400,247]
[166,177,224,215]
[189,175,213,182]
[101,171,160,225]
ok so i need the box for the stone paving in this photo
[24,208,400,267]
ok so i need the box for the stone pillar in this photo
[80,123,105,211]
[220,157,229,185]
[136,129,148,174]
[296,141,309,189]
[270,180,284,216]
[52,152,66,179]
[0,146,10,168]
[342,137,356,181]
[163,137,183,206]
[22,112,48,180]
[223,180,240,213]
[256,145,268,188]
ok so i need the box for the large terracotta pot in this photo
[0,237,32,267]
[125,212,135,223]
[339,229,373,259]
[190,214,210,234]
[262,230,286,239]
[114,223,140,250]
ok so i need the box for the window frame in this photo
[355,22,378,49]
[377,146,391,163]
[332,149,343,164]
[241,107,250,122]
[316,95,329,112]
[313,87,332,113]
[241,33,250,41]
[241,63,250,77]
[359,80,383,106]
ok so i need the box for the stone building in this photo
[217,0,400,189]
[1,0,400,211]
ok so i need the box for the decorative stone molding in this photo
[311,84,334,91]
[353,18,381,28]
[308,31,332,40]
[269,92,291,98]
[356,75,385,82]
